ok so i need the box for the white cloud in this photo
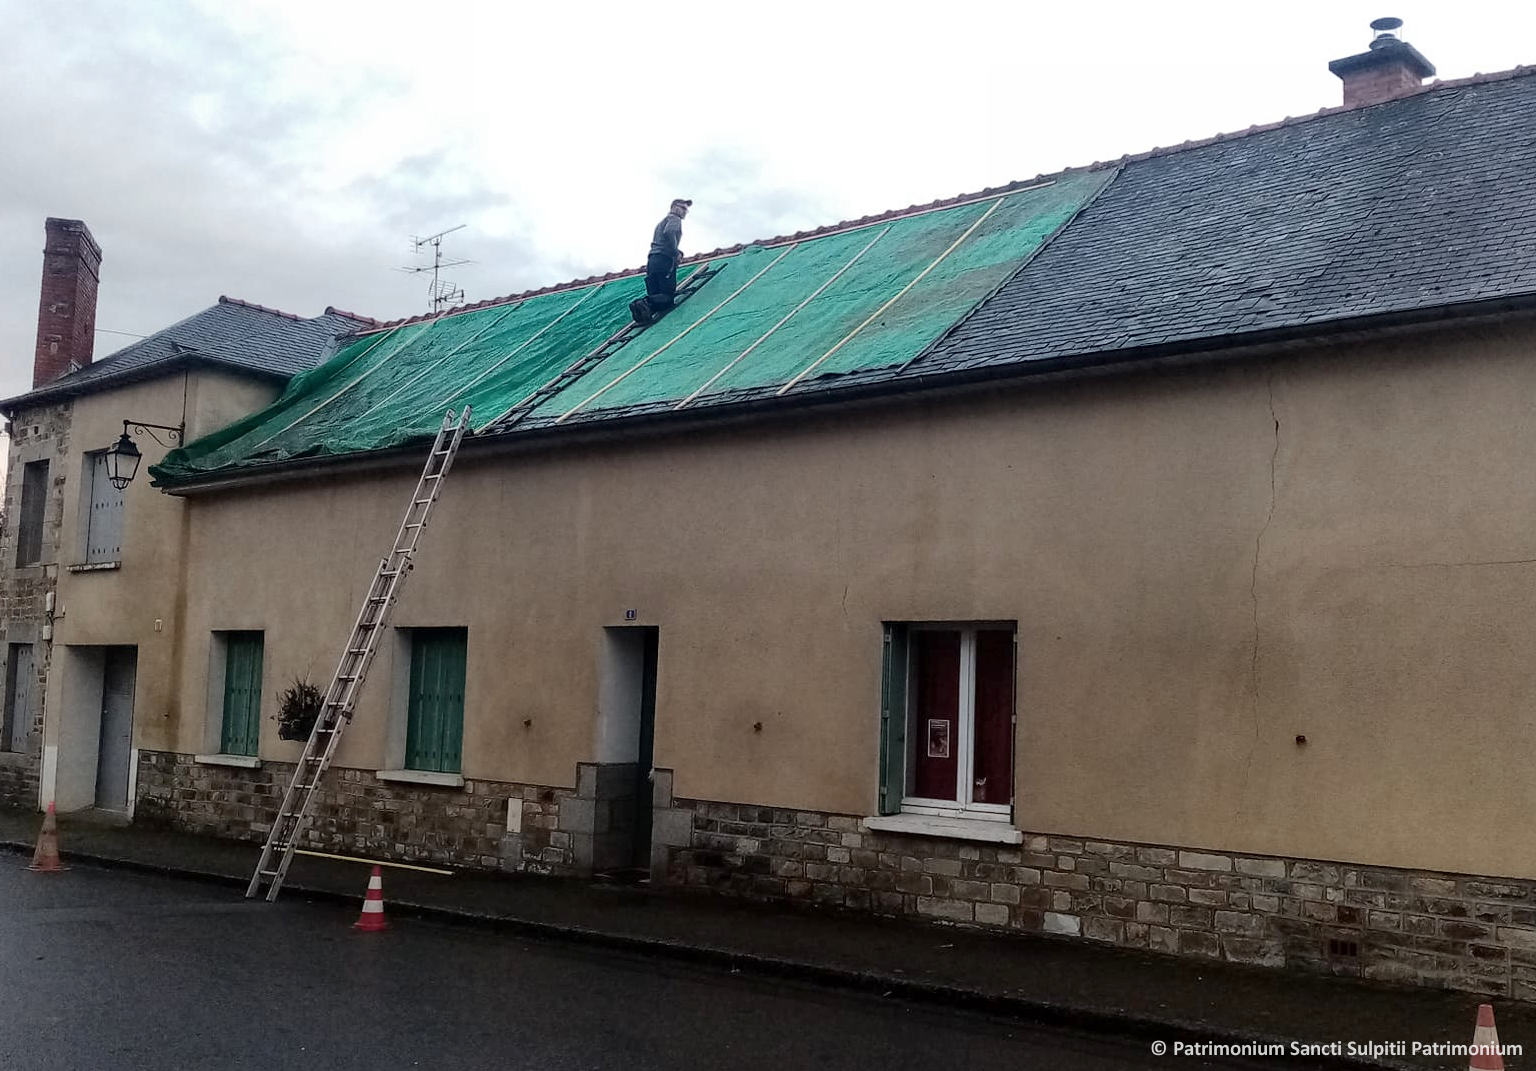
[1,0,1533,404]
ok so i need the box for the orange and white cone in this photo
[352,865,389,932]
[27,801,67,873]
[1469,1003,1505,1071]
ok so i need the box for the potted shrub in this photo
[275,676,325,741]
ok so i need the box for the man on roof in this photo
[630,198,692,326]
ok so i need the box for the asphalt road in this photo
[0,858,1331,1071]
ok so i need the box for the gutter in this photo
[157,291,1536,497]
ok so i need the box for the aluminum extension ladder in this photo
[491,264,720,432]
[246,407,472,901]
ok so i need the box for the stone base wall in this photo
[666,800,1536,1000]
[0,755,40,811]
[134,751,575,874]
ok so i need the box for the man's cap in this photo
[672,198,693,208]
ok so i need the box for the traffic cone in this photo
[1469,1004,1504,1071]
[352,865,389,932]
[27,802,67,873]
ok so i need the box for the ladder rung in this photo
[251,408,469,903]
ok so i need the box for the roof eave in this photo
[0,354,295,418]
[156,292,1536,497]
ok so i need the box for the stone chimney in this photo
[1328,18,1436,108]
[32,218,102,389]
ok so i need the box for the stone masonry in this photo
[668,800,1536,1000]
[134,751,576,874]
[0,400,72,809]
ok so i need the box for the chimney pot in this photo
[1369,16,1404,46]
[1328,17,1436,108]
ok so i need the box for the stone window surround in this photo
[10,447,56,570]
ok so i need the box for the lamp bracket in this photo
[122,419,184,448]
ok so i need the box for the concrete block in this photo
[558,796,597,833]
[917,897,973,922]
[498,833,523,870]
[652,807,693,847]
[1043,912,1081,936]
[650,768,674,808]
[1236,857,1286,878]
[976,902,1010,926]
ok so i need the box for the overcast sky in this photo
[1,0,1533,406]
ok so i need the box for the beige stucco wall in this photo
[43,369,283,761]
[165,318,1536,879]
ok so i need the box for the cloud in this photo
[5,0,1536,409]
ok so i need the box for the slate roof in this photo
[3,297,373,411]
[909,68,1536,378]
[156,66,1536,488]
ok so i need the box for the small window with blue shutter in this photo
[82,452,125,565]
[405,628,467,774]
[219,632,264,757]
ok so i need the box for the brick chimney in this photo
[32,218,102,389]
[1328,18,1436,108]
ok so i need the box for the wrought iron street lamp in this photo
[105,420,184,490]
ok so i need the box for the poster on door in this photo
[926,719,951,759]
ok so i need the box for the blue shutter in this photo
[878,624,909,815]
[406,629,466,773]
[85,453,125,564]
[220,633,263,756]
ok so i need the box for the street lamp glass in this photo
[105,431,141,490]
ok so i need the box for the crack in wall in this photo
[1384,558,1536,569]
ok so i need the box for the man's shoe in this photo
[630,298,653,325]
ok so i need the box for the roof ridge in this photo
[220,294,377,325]
[217,295,308,322]
[323,306,382,327]
[1095,63,1536,170]
[359,63,1536,337]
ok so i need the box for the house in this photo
[12,24,1536,997]
[0,223,370,813]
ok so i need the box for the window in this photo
[2,644,35,753]
[218,632,264,757]
[81,452,125,564]
[15,460,48,566]
[880,623,1016,821]
[404,629,466,773]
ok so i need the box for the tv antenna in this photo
[400,225,471,314]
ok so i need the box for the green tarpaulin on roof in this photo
[152,170,1111,486]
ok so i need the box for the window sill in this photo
[194,753,261,769]
[67,561,121,573]
[0,751,34,767]
[862,813,1024,845]
[376,769,465,788]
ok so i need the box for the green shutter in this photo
[406,629,466,773]
[878,623,909,815]
[220,632,264,756]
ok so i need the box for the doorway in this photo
[591,626,659,873]
[53,645,138,812]
[95,648,136,810]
